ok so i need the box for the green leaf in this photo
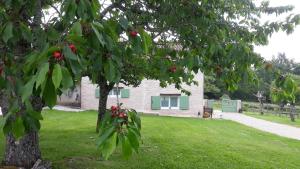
[1,111,12,134]
[2,22,13,43]
[47,28,60,41]
[139,29,152,54]
[20,23,32,42]
[97,125,115,147]
[36,62,50,89]
[70,22,82,35]
[104,59,118,82]
[23,116,41,132]
[42,77,57,108]
[121,136,133,159]
[132,36,143,54]
[28,110,43,121]
[101,132,117,160]
[119,17,129,30]
[61,67,74,89]
[52,64,63,89]
[63,45,77,60]
[12,117,25,139]
[91,24,105,46]
[22,77,36,102]
[3,119,12,135]
[68,59,82,75]
[127,128,140,153]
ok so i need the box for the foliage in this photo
[271,53,296,74]
[97,106,141,159]
[271,74,298,104]
[204,75,221,98]
[220,94,231,100]
[293,64,300,75]
[0,0,84,139]
[208,53,300,102]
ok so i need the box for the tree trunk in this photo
[96,76,114,133]
[4,132,41,168]
[260,102,264,115]
[0,93,45,169]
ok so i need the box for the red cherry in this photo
[119,112,126,118]
[129,31,138,37]
[53,51,61,59]
[111,106,118,112]
[169,66,177,73]
[52,51,64,61]
[69,44,76,53]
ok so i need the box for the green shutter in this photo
[151,96,161,110]
[121,89,130,98]
[180,96,189,110]
[95,88,100,98]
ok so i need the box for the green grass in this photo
[245,112,300,128]
[1,110,300,169]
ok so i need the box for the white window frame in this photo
[161,96,170,109]
[170,96,179,109]
[160,95,180,110]
[108,88,122,98]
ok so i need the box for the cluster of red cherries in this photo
[110,105,128,125]
[52,44,76,61]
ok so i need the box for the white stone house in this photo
[80,73,204,116]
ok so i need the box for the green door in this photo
[151,96,161,110]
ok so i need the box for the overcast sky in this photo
[255,0,300,63]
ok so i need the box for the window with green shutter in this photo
[121,89,130,98]
[180,96,189,110]
[151,96,161,110]
[95,88,100,98]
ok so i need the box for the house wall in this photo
[57,86,81,107]
[81,73,204,116]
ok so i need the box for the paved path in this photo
[214,111,300,141]
[44,105,84,112]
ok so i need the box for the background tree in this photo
[292,64,300,75]
[204,75,222,99]
[271,74,298,121]
[212,53,300,103]
[271,53,296,74]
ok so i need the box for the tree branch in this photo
[100,0,125,19]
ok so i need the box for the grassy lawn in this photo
[244,112,300,128]
[1,110,300,169]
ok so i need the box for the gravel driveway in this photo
[214,111,300,141]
